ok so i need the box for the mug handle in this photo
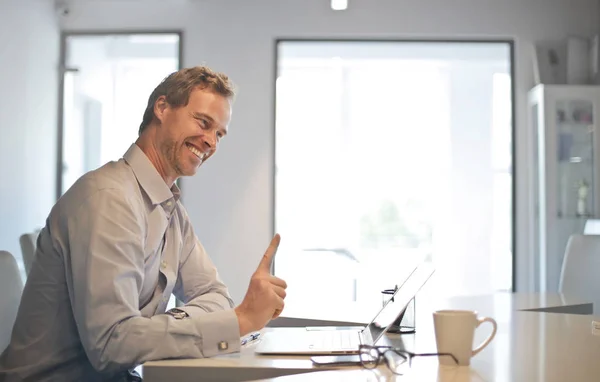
[472,316,497,357]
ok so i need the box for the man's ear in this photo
[154,95,169,123]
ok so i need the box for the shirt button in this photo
[166,201,172,207]
[218,341,229,351]
[161,260,167,269]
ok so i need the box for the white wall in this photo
[0,0,59,274]
[60,0,599,302]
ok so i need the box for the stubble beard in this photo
[160,138,185,178]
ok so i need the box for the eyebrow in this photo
[191,112,227,136]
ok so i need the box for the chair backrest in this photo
[583,219,600,235]
[558,234,600,299]
[0,250,23,353]
[19,231,39,275]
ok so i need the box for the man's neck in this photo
[135,132,177,187]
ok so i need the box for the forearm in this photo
[182,289,235,313]
[89,309,240,374]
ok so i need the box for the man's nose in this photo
[203,133,216,149]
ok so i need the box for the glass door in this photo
[58,33,181,196]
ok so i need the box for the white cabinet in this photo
[529,84,600,292]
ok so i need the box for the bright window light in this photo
[331,0,348,11]
[274,40,514,308]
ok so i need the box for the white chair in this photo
[19,230,39,275]
[0,250,23,353]
[584,219,600,235]
[558,234,600,300]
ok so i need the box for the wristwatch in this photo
[166,308,189,320]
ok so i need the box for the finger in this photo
[268,277,287,289]
[272,296,285,319]
[268,275,288,289]
[272,285,287,299]
[257,233,281,273]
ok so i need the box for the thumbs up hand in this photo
[234,234,288,336]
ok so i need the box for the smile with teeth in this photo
[186,143,207,161]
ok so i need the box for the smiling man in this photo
[0,66,287,382]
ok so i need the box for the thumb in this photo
[257,234,281,273]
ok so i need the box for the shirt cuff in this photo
[179,306,241,357]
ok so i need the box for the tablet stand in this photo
[381,286,416,334]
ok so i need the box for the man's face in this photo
[155,88,231,180]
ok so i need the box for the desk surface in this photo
[268,292,592,327]
[250,312,600,382]
[143,293,596,382]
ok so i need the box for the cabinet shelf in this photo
[530,84,600,292]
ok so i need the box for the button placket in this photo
[162,199,175,221]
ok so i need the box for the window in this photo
[59,33,180,195]
[274,41,513,310]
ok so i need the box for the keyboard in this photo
[309,330,360,350]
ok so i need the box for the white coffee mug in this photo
[433,310,497,366]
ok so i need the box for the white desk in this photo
[250,312,600,382]
[268,292,592,328]
[143,293,595,382]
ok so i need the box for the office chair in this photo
[0,250,23,353]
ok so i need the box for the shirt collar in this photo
[123,143,180,205]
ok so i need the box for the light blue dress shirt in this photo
[0,144,240,381]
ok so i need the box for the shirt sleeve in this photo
[172,206,241,357]
[64,188,239,377]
